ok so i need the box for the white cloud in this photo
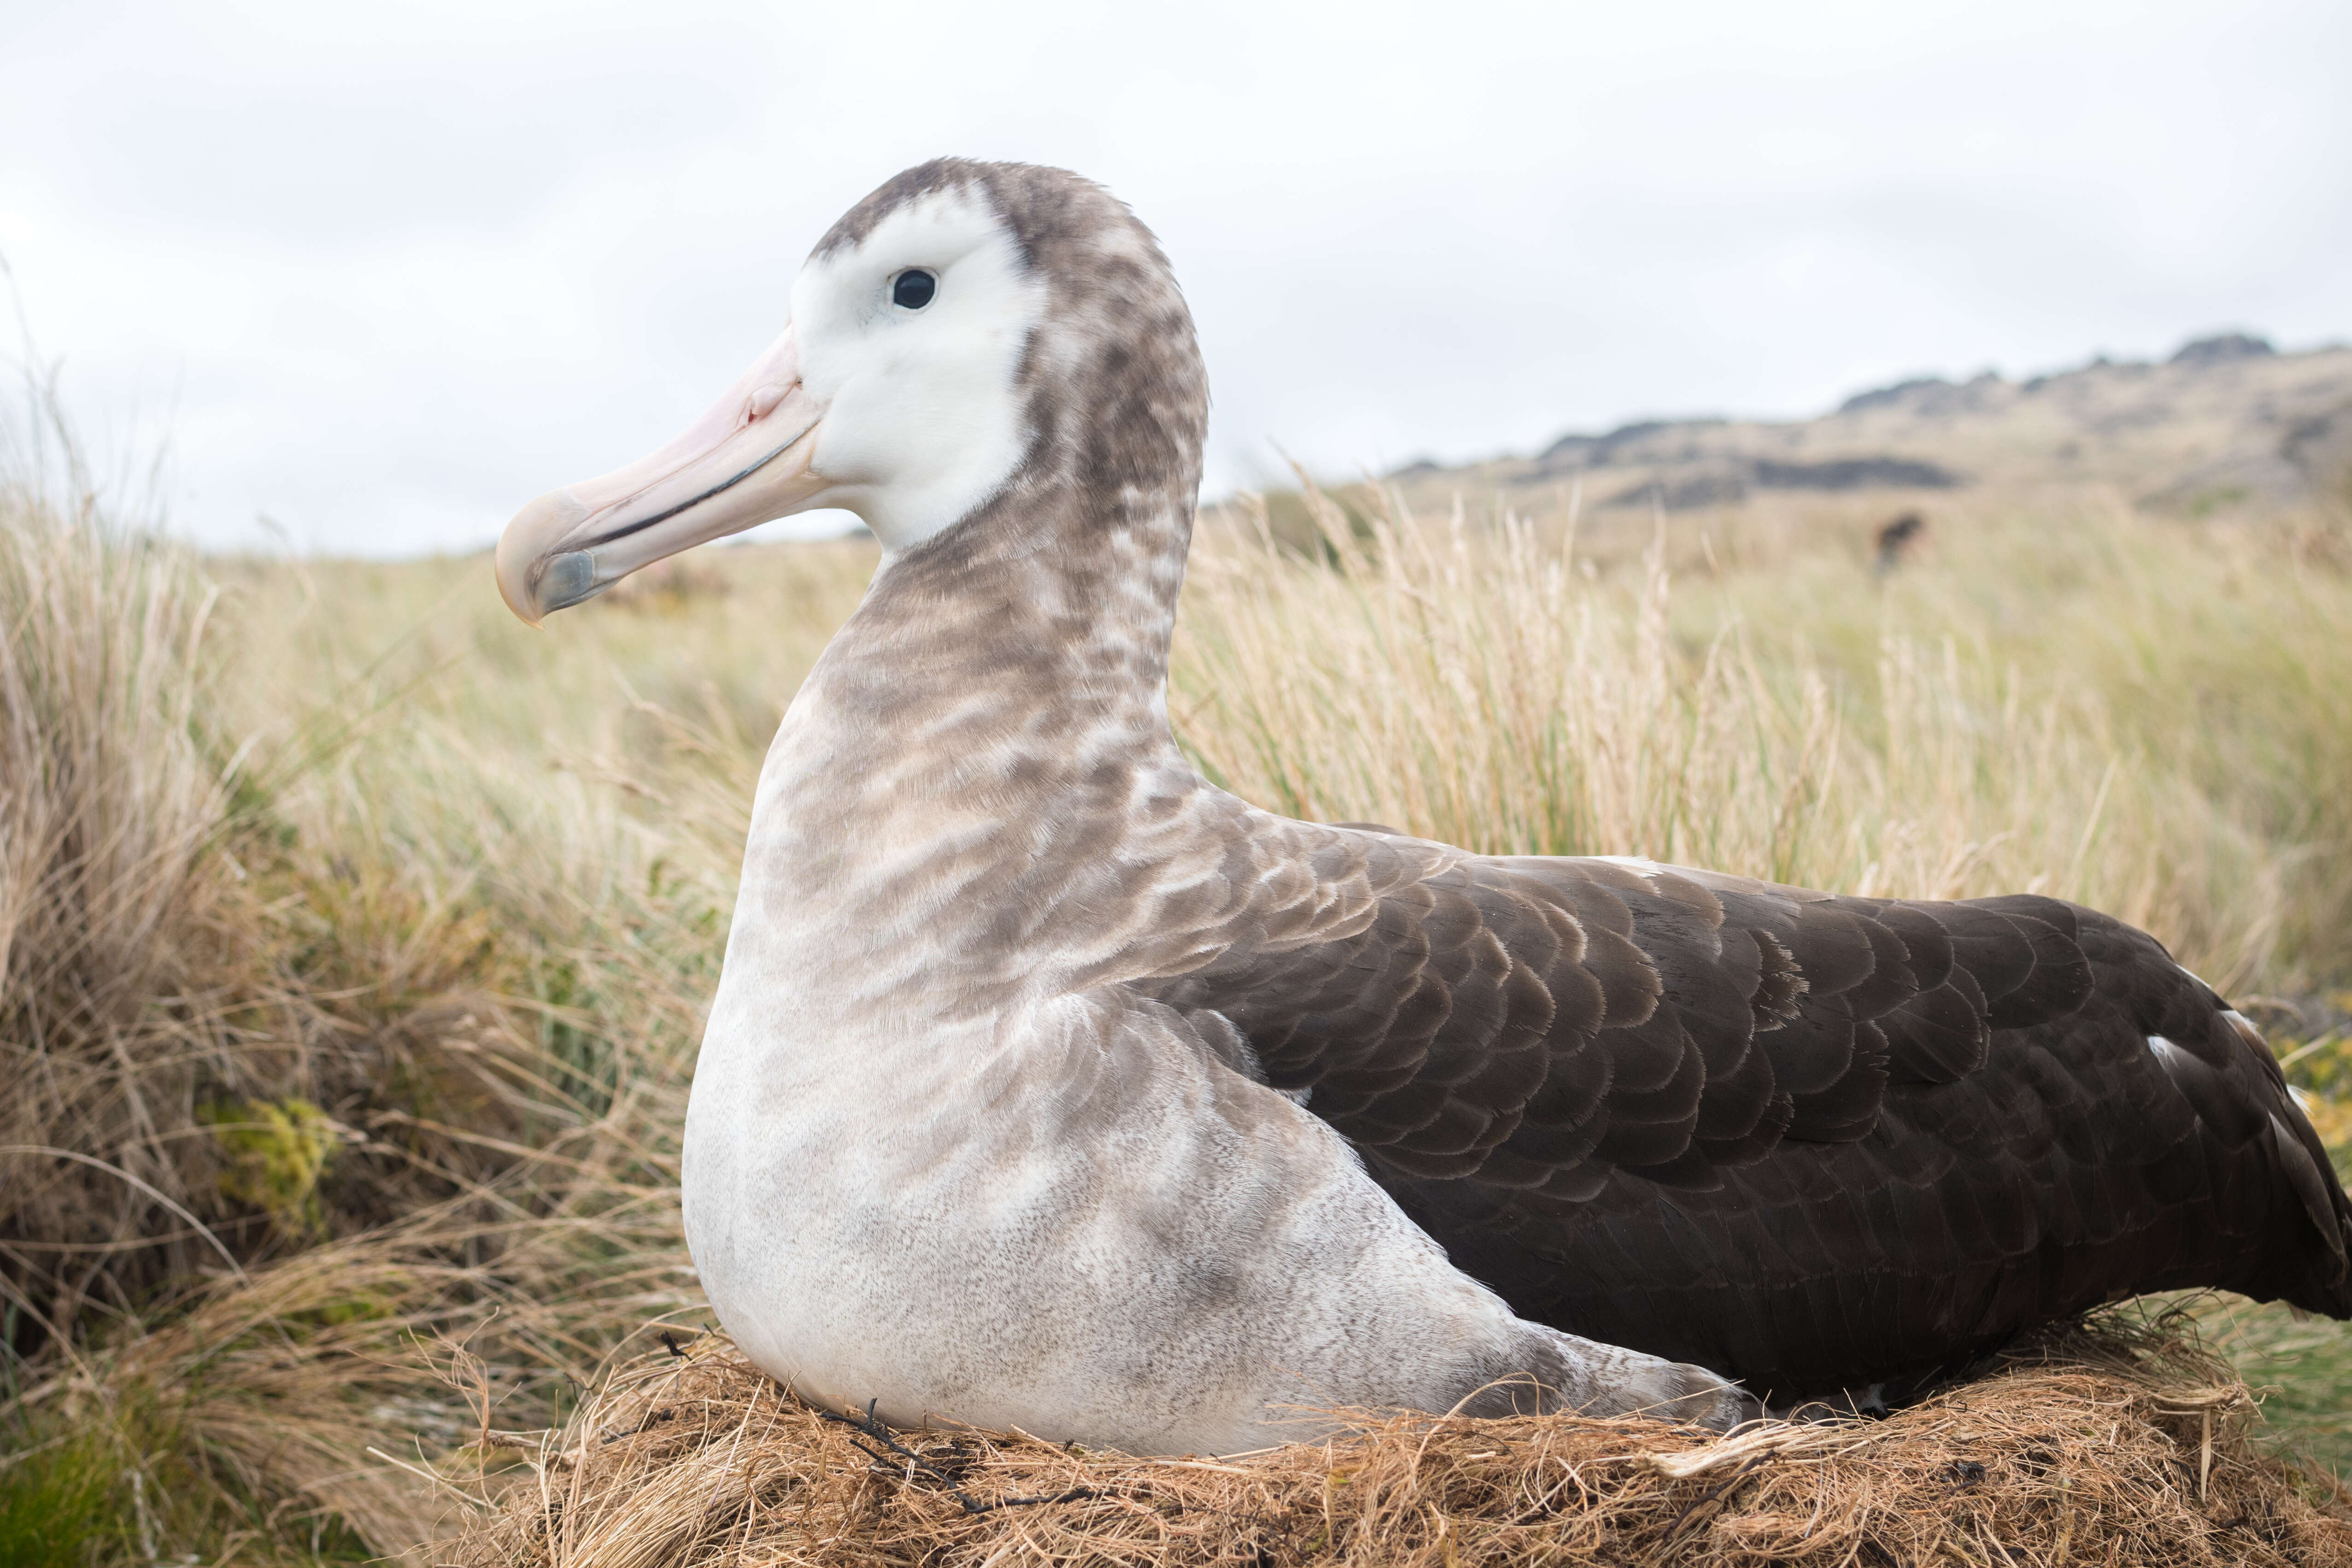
[3,0,2346,554]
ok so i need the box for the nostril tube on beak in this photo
[746,383,788,422]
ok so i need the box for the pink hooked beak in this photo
[495,327,831,623]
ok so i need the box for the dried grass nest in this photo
[444,1315,2352,1568]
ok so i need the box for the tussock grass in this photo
[0,416,762,1556]
[0,482,250,1339]
[2,445,2349,1562]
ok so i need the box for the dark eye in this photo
[892,269,936,310]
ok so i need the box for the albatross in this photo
[496,159,2352,1454]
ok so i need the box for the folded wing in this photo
[1138,828,2352,1400]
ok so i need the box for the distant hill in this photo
[1385,334,2352,517]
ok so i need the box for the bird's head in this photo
[496,159,1205,625]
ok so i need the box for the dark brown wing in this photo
[1141,849,2090,1194]
[1138,839,2352,1401]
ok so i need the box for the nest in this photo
[445,1319,2352,1568]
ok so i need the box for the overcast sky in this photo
[4,0,2346,555]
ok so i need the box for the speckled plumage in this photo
[511,160,2352,1454]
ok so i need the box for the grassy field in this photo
[3,463,2349,1563]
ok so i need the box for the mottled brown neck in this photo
[757,154,1217,943]
[813,466,1196,758]
[755,465,1208,1006]
[818,157,1210,752]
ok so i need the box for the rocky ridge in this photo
[1389,334,2352,516]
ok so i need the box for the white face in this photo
[794,188,1044,550]
[496,186,1041,623]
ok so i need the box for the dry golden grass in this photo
[4,443,2350,1564]
[442,1316,2351,1568]
[0,488,253,1334]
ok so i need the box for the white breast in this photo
[690,982,1484,1445]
